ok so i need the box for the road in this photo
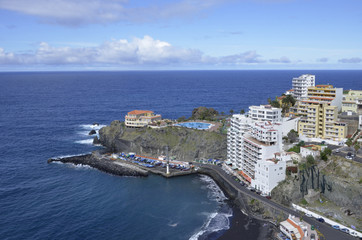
[305,141,362,163]
[199,164,357,240]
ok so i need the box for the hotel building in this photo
[227,114,252,170]
[292,74,315,100]
[228,118,288,193]
[296,85,347,141]
[125,110,162,128]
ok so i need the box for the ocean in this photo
[0,70,361,240]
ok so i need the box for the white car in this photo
[305,213,313,217]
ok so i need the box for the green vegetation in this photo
[288,145,300,153]
[320,147,332,161]
[240,109,245,114]
[299,162,306,171]
[287,129,299,143]
[288,141,304,153]
[190,106,219,121]
[354,142,360,153]
[268,97,280,108]
[346,138,353,147]
[300,198,308,205]
[359,178,362,184]
[229,109,234,115]
[281,95,296,113]
[177,116,187,122]
[306,155,316,166]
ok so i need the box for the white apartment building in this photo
[239,121,282,182]
[227,114,252,170]
[227,115,291,194]
[252,158,286,194]
[292,74,315,100]
[248,105,282,123]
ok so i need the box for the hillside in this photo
[98,120,227,161]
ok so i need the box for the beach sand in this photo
[217,207,276,240]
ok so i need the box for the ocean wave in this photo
[75,139,94,145]
[80,124,106,131]
[52,153,91,159]
[189,209,232,240]
[199,175,228,203]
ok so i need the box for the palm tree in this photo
[346,138,353,148]
[354,142,360,155]
[230,109,234,115]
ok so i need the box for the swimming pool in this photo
[174,122,213,130]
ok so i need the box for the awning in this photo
[232,166,238,170]
[225,161,232,165]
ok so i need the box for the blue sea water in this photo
[0,70,361,240]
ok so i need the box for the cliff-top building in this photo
[125,110,162,128]
[292,74,315,100]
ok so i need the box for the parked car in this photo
[341,228,349,234]
[311,233,316,240]
[311,225,315,230]
[305,213,313,217]
[265,195,272,199]
[335,149,340,153]
[317,218,325,223]
[247,186,255,192]
[256,190,262,195]
[332,225,340,230]
[261,192,268,197]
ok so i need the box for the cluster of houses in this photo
[227,74,362,195]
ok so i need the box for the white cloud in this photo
[338,57,362,64]
[0,0,226,25]
[219,51,266,64]
[0,36,274,68]
[0,36,205,66]
[269,56,291,63]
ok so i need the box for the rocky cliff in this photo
[271,156,362,227]
[98,120,227,161]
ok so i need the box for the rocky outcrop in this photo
[98,120,226,161]
[89,129,96,135]
[93,136,101,144]
[47,153,148,177]
[271,157,362,217]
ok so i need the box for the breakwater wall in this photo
[48,153,149,177]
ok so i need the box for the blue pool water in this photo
[175,122,213,130]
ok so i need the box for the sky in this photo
[0,0,361,71]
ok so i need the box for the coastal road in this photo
[199,164,356,240]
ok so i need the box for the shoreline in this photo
[48,151,282,239]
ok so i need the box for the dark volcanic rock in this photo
[89,129,97,135]
[48,154,148,177]
[93,136,101,144]
[98,120,226,161]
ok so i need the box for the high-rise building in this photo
[295,85,347,141]
[228,117,289,193]
[292,74,315,100]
